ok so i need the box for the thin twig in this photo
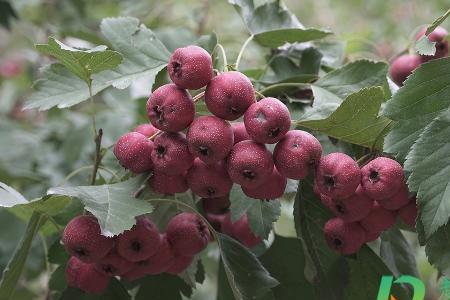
[149,130,162,141]
[235,35,254,71]
[90,128,103,185]
[193,91,205,102]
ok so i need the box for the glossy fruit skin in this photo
[63,215,114,263]
[165,255,194,274]
[187,158,233,198]
[324,218,365,255]
[168,45,213,90]
[315,153,361,199]
[95,250,133,276]
[146,83,195,132]
[202,196,230,214]
[389,54,421,86]
[149,171,189,194]
[133,123,159,138]
[273,130,322,179]
[244,97,291,144]
[416,26,449,61]
[166,212,211,257]
[66,256,110,295]
[116,218,161,262]
[398,198,417,228]
[377,184,410,211]
[227,140,274,189]
[361,157,404,200]
[222,212,261,248]
[231,122,251,144]
[242,167,287,200]
[114,132,154,173]
[204,71,255,120]
[359,202,396,233]
[329,185,374,223]
[152,132,194,175]
[187,116,234,164]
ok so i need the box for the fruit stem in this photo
[90,128,103,185]
[214,44,228,72]
[149,130,162,141]
[235,35,254,71]
[193,91,205,102]
[254,90,265,100]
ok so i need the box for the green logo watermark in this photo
[377,275,450,300]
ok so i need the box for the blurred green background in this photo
[0,0,448,299]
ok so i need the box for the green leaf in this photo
[229,186,281,239]
[259,235,314,299]
[293,175,347,300]
[0,182,27,207]
[48,176,154,236]
[60,278,131,300]
[415,36,437,56]
[36,37,122,83]
[8,195,72,236]
[47,239,70,265]
[425,222,450,276]
[217,233,279,300]
[298,87,392,150]
[134,274,192,300]
[0,211,42,300]
[380,228,419,278]
[25,17,170,111]
[254,28,332,48]
[424,8,450,35]
[344,246,410,300]
[403,111,450,238]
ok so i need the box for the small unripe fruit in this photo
[202,196,230,214]
[133,123,158,137]
[361,157,404,200]
[168,45,213,90]
[244,97,291,144]
[273,130,322,179]
[95,250,133,276]
[187,116,234,164]
[231,122,251,144]
[66,256,110,294]
[144,234,176,275]
[416,26,449,61]
[187,159,232,198]
[149,171,189,194]
[315,153,361,199]
[222,212,261,248]
[324,218,365,255]
[227,140,274,189]
[398,198,417,228]
[166,212,211,256]
[165,255,194,274]
[359,202,396,233]
[152,132,194,175]
[204,71,255,120]
[377,184,410,211]
[146,83,195,132]
[242,167,287,200]
[114,132,154,173]
[116,218,161,262]
[329,185,373,222]
[389,54,421,86]
[63,215,113,263]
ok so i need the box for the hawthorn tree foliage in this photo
[0,1,449,300]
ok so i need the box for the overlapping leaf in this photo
[298,87,391,150]
[49,175,154,236]
[25,17,170,111]
[416,8,450,56]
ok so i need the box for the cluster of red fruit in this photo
[314,154,417,254]
[63,212,210,294]
[389,26,448,86]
